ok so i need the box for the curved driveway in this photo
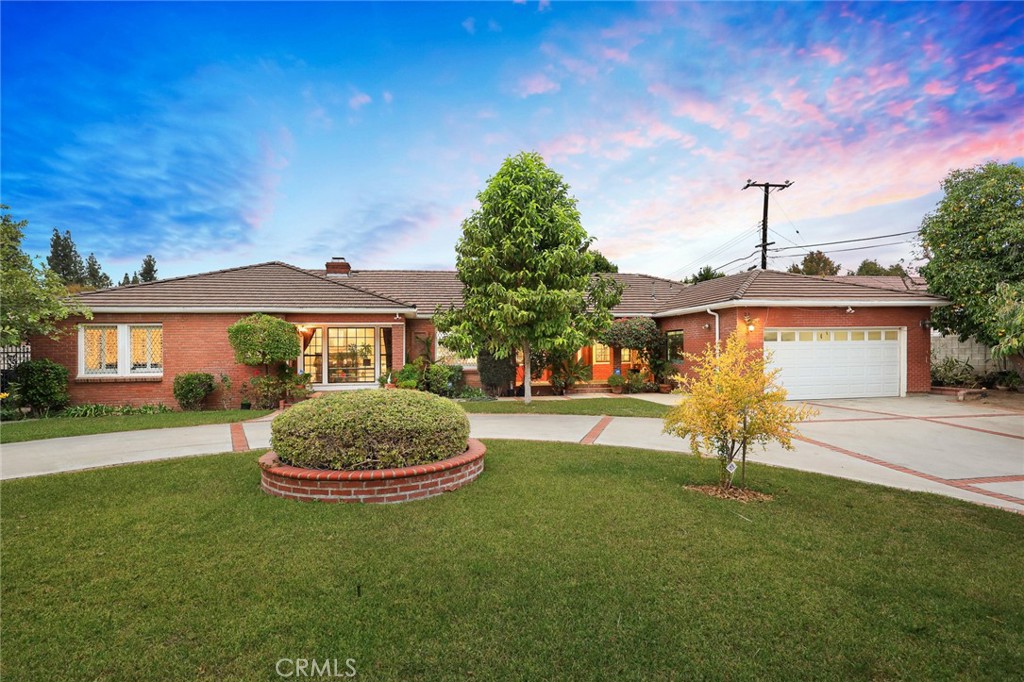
[2,395,1021,513]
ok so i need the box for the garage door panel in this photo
[765,328,901,400]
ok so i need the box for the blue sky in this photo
[2,1,1022,280]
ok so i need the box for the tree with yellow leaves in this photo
[663,328,817,489]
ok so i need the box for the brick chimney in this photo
[326,257,351,276]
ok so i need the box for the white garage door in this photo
[764,328,903,400]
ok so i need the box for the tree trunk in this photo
[523,340,532,404]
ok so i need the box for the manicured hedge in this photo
[271,390,470,470]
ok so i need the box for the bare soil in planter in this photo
[685,485,774,503]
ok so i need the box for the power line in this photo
[668,223,760,279]
[714,249,760,272]
[770,230,918,252]
[769,227,811,256]
[778,240,914,257]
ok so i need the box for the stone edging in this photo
[259,439,486,503]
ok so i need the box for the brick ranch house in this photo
[30,259,947,406]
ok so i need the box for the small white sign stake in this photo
[726,461,738,474]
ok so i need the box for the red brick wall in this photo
[30,313,414,407]
[657,306,933,394]
[406,319,436,363]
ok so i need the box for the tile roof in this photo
[76,262,413,311]
[316,270,686,316]
[654,269,946,316]
[823,275,929,291]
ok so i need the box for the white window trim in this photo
[78,323,163,378]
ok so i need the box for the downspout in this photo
[706,309,720,354]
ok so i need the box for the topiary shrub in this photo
[13,359,69,417]
[173,372,216,410]
[271,389,470,470]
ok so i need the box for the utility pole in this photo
[742,179,793,269]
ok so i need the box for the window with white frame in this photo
[592,343,610,363]
[80,324,163,377]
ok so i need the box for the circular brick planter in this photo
[258,439,485,504]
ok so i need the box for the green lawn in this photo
[460,396,670,418]
[0,410,272,443]
[2,441,1021,681]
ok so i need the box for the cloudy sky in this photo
[2,1,1021,280]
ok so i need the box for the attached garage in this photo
[764,328,903,400]
[653,270,949,400]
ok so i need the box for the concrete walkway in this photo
[2,395,1021,513]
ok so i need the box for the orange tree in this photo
[663,328,817,489]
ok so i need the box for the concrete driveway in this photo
[471,394,1024,513]
[2,395,1021,513]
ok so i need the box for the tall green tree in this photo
[686,265,725,283]
[920,161,1024,376]
[1,206,90,346]
[47,228,86,285]
[84,253,113,289]
[139,254,158,282]
[131,272,140,285]
[434,151,623,403]
[786,250,841,276]
[119,273,131,286]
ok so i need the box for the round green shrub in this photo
[13,359,69,416]
[271,390,470,470]
[173,372,216,411]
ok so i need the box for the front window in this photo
[81,324,162,377]
[435,332,477,367]
[327,327,376,383]
[667,330,684,362]
[593,343,610,364]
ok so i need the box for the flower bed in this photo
[259,438,485,504]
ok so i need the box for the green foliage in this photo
[433,151,623,403]
[394,362,422,387]
[989,282,1024,365]
[454,385,493,401]
[625,371,648,394]
[599,317,676,382]
[173,372,216,411]
[920,162,1024,373]
[60,403,172,418]
[1,206,91,346]
[477,349,517,396]
[245,369,311,409]
[423,363,464,397]
[787,250,841,276]
[271,390,470,470]
[396,379,418,389]
[14,359,70,416]
[547,355,592,395]
[929,357,979,388]
[47,228,86,285]
[139,254,158,282]
[84,253,113,289]
[227,313,301,371]
[606,373,625,388]
[589,250,619,273]
[685,265,725,283]
[852,259,907,277]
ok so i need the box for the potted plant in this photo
[607,373,625,394]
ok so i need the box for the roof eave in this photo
[654,298,949,318]
[84,306,417,315]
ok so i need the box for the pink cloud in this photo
[602,47,630,63]
[648,83,721,127]
[516,73,560,97]
[923,80,956,97]
[864,64,909,96]
[348,92,372,110]
[809,45,844,66]
[885,99,916,118]
[966,56,1010,79]
[973,80,1016,97]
